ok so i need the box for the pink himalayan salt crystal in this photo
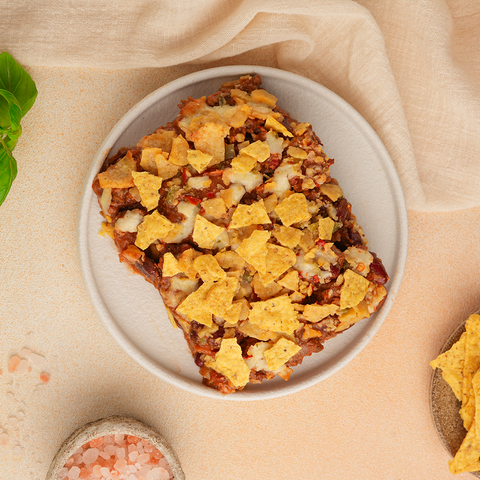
[60,435,174,480]
[67,466,80,479]
[7,356,21,373]
[82,447,99,464]
[40,372,50,384]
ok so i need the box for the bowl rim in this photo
[77,64,409,400]
[45,415,185,480]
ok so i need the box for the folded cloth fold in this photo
[1,0,479,211]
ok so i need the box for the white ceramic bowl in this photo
[77,65,408,400]
[45,415,185,480]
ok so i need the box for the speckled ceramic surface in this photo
[45,415,185,480]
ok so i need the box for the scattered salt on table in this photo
[12,445,23,456]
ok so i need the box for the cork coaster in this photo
[430,317,480,477]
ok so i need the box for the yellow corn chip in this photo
[275,193,311,227]
[132,171,163,211]
[168,135,189,166]
[249,295,300,335]
[238,320,278,342]
[273,225,303,249]
[98,154,137,189]
[140,147,162,175]
[162,252,182,277]
[263,193,278,214]
[340,270,371,310]
[240,140,271,163]
[259,244,297,285]
[223,299,249,325]
[264,337,301,371]
[192,215,226,249]
[235,230,271,274]
[277,270,299,291]
[166,308,178,329]
[292,122,310,136]
[204,277,238,317]
[265,116,293,137]
[231,153,257,174]
[138,130,176,151]
[252,274,283,301]
[430,332,466,401]
[318,217,335,241]
[191,122,230,165]
[250,89,277,107]
[187,149,213,174]
[176,282,214,326]
[229,200,271,229]
[135,211,175,250]
[193,254,226,282]
[223,104,252,128]
[460,314,480,430]
[320,184,344,202]
[178,248,201,280]
[155,151,180,180]
[201,197,227,219]
[206,338,250,388]
[303,304,339,323]
[450,369,480,474]
[287,146,308,159]
[214,250,246,270]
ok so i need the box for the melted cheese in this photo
[167,201,199,243]
[265,131,284,155]
[272,164,301,199]
[115,210,143,233]
[223,169,263,192]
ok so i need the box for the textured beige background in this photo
[1,52,480,479]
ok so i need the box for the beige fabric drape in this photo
[1,0,479,211]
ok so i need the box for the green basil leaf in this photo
[0,52,38,119]
[0,88,22,131]
[0,142,17,205]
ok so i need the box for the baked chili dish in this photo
[92,74,389,394]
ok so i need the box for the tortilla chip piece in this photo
[223,104,252,128]
[303,304,339,323]
[277,270,299,291]
[273,225,303,249]
[214,250,246,271]
[192,215,225,249]
[449,424,480,474]
[287,146,308,159]
[229,200,271,229]
[155,151,180,180]
[259,244,297,285]
[249,295,300,335]
[265,116,293,137]
[98,153,137,189]
[320,184,344,202]
[176,281,214,326]
[460,314,480,430]
[203,277,238,317]
[132,171,163,211]
[168,135,189,166]
[193,254,226,282]
[430,332,466,401]
[263,193,278,214]
[264,337,301,371]
[238,320,278,342]
[292,122,310,136]
[135,211,175,250]
[140,147,162,175]
[187,149,213,174]
[252,274,283,301]
[250,89,277,107]
[162,252,182,277]
[138,130,176,151]
[178,248,201,280]
[235,230,271,274]
[275,193,311,227]
[318,217,335,241]
[201,197,227,219]
[206,338,250,388]
[340,270,370,310]
[191,122,230,165]
[231,153,257,174]
[223,299,249,325]
[166,308,178,329]
[240,140,270,163]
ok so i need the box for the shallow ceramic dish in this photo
[77,65,408,400]
[431,310,480,477]
[45,415,185,480]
